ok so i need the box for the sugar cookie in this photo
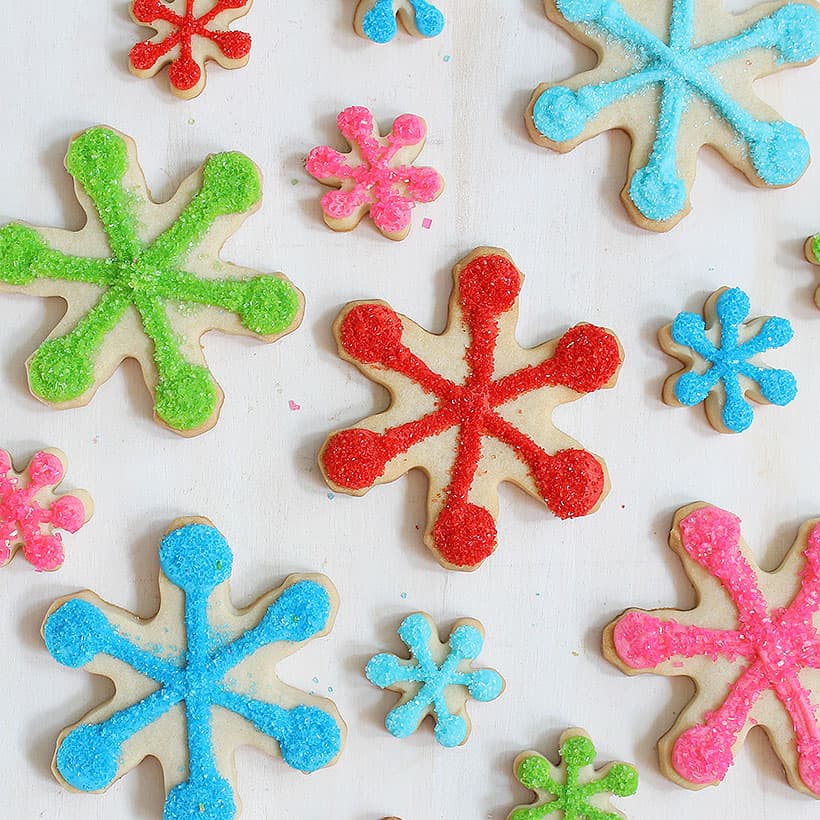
[604,503,820,796]
[527,0,820,231]
[0,126,303,436]
[129,0,253,99]
[0,448,92,572]
[509,728,638,819]
[355,0,445,43]
[43,517,346,818]
[306,106,444,241]
[365,612,504,747]
[659,286,796,433]
[804,230,820,307]
[319,247,623,570]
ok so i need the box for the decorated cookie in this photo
[509,728,638,819]
[319,247,623,571]
[355,0,445,43]
[659,287,796,433]
[0,126,303,436]
[527,0,820,231]
[604,503,820,796]
[306,106,444,241]
[42,518,345,818]
[366,612,504,747]
[129,0,253,99]
[0,448,92,572]
[804,231,820,308]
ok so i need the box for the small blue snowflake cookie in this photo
[527,0,820,231]
[660,287,797,433]
[365,612,504,747]
[42,517,346,819]
[355,0,445,43]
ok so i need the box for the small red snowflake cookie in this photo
[129,0,253,99]
[0,448,93,572]
[319,247,623,571]
[306,106,444,241]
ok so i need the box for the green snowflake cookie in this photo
[0,126,304,435]
[509,728,638,820]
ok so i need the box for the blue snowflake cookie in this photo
[660,287,797,433]
[355,0,445,43]
[527,0,820,231]
[42,518,346,819]
[365,612,504,747]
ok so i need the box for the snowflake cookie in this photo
[0,126,303,436]
[355,0,445,43]
[365,612,504,747]
[604,503,820,796]
[0,448,92,572]
[804,230,820,307]
[306,106,444,241]
[527,0,820,231]
[129,0,253,99]
[319,247,623,571]
[42,517,346,818]
[659,287,796,433]
[509,728,639,820]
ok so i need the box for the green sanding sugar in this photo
[812,233,820,264]
[0,127,301,432]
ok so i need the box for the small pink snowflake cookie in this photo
[0,448,93,572]
[129,0,253,99]
[306,106,444,241]
[604,502,820,797]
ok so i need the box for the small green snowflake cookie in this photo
[509,728,638,820]
[0,126,304,436]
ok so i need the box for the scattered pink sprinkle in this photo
[288,400,301,411]
[422,218,433,229]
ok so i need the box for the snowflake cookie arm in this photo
[509,728,638,820]
[0,448,93,571]
[603,503,820,796]
[130,0,253,99]
[365,613,504,747]
[319,247,622,571]
[0,126,304,436]
[527,0,820,232]
[42,518,345,818]
[659,287,796,433]
[354,0,445,43]
[306,106,444,241]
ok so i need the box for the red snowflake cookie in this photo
[129,0,253,99]
[319,248,623,570]
[306,106,444,241]
[0,449,93,572]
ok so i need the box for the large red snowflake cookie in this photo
[319,248,623,571]
[604,503,820,796]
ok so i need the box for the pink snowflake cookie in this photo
[306,106,444,241]
[604,503,820,797]
[0,449,93,572]
[129,0,253,99]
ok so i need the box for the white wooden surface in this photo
[2,1,820,817]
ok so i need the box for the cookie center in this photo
[753,619,814,680]
[445,381,491,424]
[117,257,163,293]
